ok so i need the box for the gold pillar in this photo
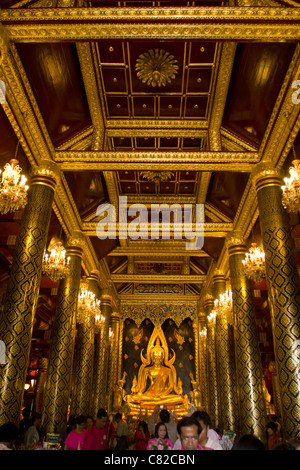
[193,317,200,384]
[70,272,97,417]
[34,357,48,414]
[227,231,267,442]
[42,232,83,434]
[107,312,120,412]
[253,163,300,439]
[93,290,112,412]
[0,161,59,426]
[198,311,208,410]
[213,271,239,434]
[204,292,219,429]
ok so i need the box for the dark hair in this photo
[155,422,169,439]
[177,416,202,436]
[22,407,31,418]
[191,410,211,427]
[76,415,86,425]
[97,408,108,419]
[86,416,94,421]
[270,442,295,450]
[138,421,148,433]
[266,421,277,433]
[115,413,122,420]
[159,409,170,423]
[232,434,265,450]
[0,422,19,443]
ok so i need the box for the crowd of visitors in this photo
[0,405,299,451]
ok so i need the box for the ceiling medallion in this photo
[140,170,174,183]
[135,49,179,87]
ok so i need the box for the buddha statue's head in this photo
[150,341,165,366]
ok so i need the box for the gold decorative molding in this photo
[112,274,205,284]
[1,7,300,42]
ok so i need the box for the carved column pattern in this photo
[34,358,48,414]
[253,164,300,439]
[107,312,120,412]
[227,231,267,443]
[95,290,112,410]
[42,233,83,434]
[213,271,239,434]
[198,312,208,410]
[0,161,58,426]
[70,273,96,418]
[205,293,219,429]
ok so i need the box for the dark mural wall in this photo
[122,317,195,398]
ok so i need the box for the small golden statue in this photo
[189,372,202,408]
[115,371,127,409]
[125,327,184,412]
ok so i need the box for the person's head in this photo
[266,421,277,436]
[96,408,108,430]
[160,409,170,424]
[155,422,168,440]
[86,416,94,429]
[75,415,86,432]
[177,416,202,451]
[0,422,18,448]
[232,434,266,450]
[22,407,31,419]
[138,421,148,434]
[270,442,295,450]
[191,410,211,444]
[115,413,122,423]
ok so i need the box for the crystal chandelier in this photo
[199,328,207,338]
[42,241,70,282]
[0,159,28,214]
[242,243,266,283]
[207,310,217,324]
[281,159,300,213]
[214,288,233,325]
[77,277,101,324]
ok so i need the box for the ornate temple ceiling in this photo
[0,1,299,365]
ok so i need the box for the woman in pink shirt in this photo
[147,422,173,450]
[64,415,87,450]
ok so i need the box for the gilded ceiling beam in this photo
[55,150,258,172]
[106,246,210,257]
[82,222,233,238]
[111,274,205,284]
[1,7,300,41]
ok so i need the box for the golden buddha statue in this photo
[125,327,185,413]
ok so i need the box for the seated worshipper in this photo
[82,408,113,450]
[64,415,87,450]
[266,421,278,449]
[115,412,129,450]
[148,405,177,446]
[176,416,213,451]
[24,412,41,448]
[0,422,19,450]
[191,411,223,450]
[134,421,150,450]
[147,422,173,450]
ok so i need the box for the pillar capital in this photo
[66,230,85,258]
[251,162,283,193]
[226,230,246,257]
[212,269,226,284]
[87,270,100,282]
[30,159,61,191]
[101,289,112,306]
